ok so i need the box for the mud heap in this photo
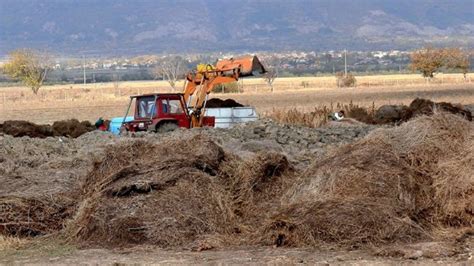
[206,98,244,108]
[374,98,472,124]
[0,119,95,138]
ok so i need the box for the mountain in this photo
[0,0,473,56]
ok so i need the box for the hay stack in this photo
[0,196,74,237]
[64,134,294,248]
[66,135,236,247]
[263,112,473,247]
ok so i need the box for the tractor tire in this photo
[155,122,178,133]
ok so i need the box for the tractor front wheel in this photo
[155,122,178,133]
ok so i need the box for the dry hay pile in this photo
[0,196,74,237]
[0,131,118,238]
[266,102,376,128]
[0,119,95,138]
[65,135,293,248]
[1,112,472,251]
[263,112,473,247]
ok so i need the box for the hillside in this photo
[0,0,473,55]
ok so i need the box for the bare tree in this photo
[2,49,53,94]
[262,57,281,92]
[263,69,278,92]
[153,56,185,91]
[112,73,121,96]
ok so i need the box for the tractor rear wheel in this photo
[155,122,178,133]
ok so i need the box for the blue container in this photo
[109,116,134,135]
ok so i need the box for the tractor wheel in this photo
[119,126,129,136]
[155,122,178,133]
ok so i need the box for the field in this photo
[1,73,473,264]
[1,73,473,123]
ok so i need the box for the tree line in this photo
[1,47,471,94]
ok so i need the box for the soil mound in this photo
[52,119,95,138]
[374,105,411,124]
[374,98,472,124]
[206,98,244,108]
[0,120,53,138]
[0,119,95,138]
[409,98,472,121]
[263,113,473,247]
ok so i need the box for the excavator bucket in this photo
[215,55,267,77]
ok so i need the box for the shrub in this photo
[336,72,357,87]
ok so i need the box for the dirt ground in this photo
[1,239,472,265]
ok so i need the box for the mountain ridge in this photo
[0,0,473,56]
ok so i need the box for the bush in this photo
[336,72,357,87]
[300,81,309,88]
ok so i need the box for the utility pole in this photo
[344,49,347,77]
[83,55,86,86]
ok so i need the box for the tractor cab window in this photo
[137,96,156,118]
[161,99,184,114]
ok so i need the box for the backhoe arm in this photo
[183,55,267,127]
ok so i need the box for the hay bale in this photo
[263,112,473,247]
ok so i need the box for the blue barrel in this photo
[109,116,134,135]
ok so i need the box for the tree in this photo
[410,46,444,78]
[263,69,278,92]
[2,49,52,94]
[443,48,470,79]
[153,56,185,91]
[261,57,280,92]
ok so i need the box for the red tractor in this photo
[121,93,215,133]
[120,55,266,133]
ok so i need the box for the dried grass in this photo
[62,135,296,248]
[0,196,74,237]
[0,235,27,251]
[1,111,471,250]
[265,102,376,127]
[65,135,236,247]
[262,112,473,247]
